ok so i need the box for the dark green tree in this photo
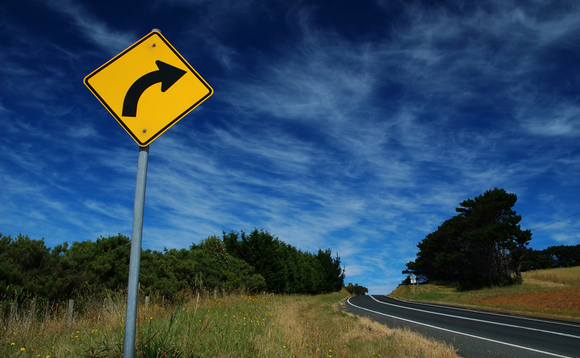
[316,248,345,293]
[456,188,531,286]
[545,245,580,267]
[223,229,345,294]
[405,216,469,283]
[65,234,131,294]
[1,227,345,302]
[0,234,52,300]
[345,283,368,296]
[520,245,580,271]
[405,188,532,288]
[189,235,266,293]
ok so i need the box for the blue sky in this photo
[1,0,580,294]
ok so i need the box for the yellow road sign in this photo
[84,30,213,146]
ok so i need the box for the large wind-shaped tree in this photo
[405,188,532,288]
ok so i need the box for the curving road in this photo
[343,295,580,358]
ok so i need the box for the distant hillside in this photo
[391,266,580,321]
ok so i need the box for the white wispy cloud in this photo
[2,0,579,293]
[45,0,136,56]
[520,102,580,137]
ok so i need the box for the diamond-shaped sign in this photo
[84,30,213,146]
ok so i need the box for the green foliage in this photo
[223,229,345,294]
[0,233,133,303]
[405,188,533,288]
[0,228,344,305]
[345,282,368,296]
[521,244,580,271]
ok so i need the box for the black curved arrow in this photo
[122,60,186,117]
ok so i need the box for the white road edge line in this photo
[388,296,580,329]
[369,295,580,340]
[347,297,571,358]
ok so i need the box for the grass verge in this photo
[1,290,459,357]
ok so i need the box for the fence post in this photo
[9,302,18,323]
[27,297,37,326]
[67,299,75,325]
[45,301,50,321]
[214,288,217,299]
[145,296,150,309]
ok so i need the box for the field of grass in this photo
[1,289,459,357]
[390,267,580,321]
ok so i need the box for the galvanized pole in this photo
[123,145,149,358]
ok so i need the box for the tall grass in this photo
[270,292,458,358]
[521,266,580,286]
[1,290,459,357]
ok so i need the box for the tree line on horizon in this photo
[404,188,580,289]
[0,229,346,305]
[520,244,580,271]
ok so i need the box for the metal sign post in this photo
[123,145,149,358]
[84,29,212,358]
[410,273,417,298]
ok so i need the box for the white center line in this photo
[369,295,580,340]
[347,297,571,358]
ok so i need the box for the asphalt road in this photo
[343,295,580,358]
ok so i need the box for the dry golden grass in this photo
[474,288,580,313]
[1,290,459,358]
[522,266,580,286]
[0,291,160,357]
[263,293,459,358]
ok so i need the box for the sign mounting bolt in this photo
[143,128,147,133]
